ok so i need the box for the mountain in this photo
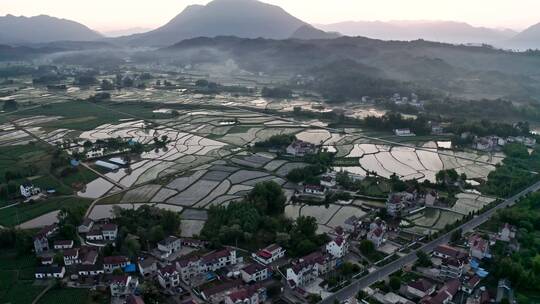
[290,25,341,40]
[102,27,153,38]
[0,14,102,44]
[507,23,540,50]
[317,20,516,45]
[160,36,540,100]
[121,0,307,46]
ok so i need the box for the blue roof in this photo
[70,159,80,166]
[476,269,489,278]
[123,264,136,273]
[470,259,480,269]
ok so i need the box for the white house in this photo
[225,286,267,304]
[407,279,435,298]
[498,223,516,242]
[320,174,336,188]
[252,244,285,265]
[157,236,182,258]
[286,252,336,288]
[326,236,349,258]
[110,275,138,297]
[468,235,490,260]
[104,256,130,273]
[367,220,386,248]
[78,218,94,234]
[20,183,41,198]
[63,248,80,266]
[157,264,181,289]
[138,258,157,278]
[86,229,104,241]
[303,184,326,196]
[86,148,104,159]
[35,266,65,279]
[53,240,74,250]
[241,263,270,283]
[78,264,104,277]
[102,224,118,241]
[394,129,414,137]
[200,248,238,272]
[286,140,317,156]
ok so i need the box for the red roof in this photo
[102,223,118,231]
[227,285,262,302]
[241,263,266,275]
[408,279,434,293]
[333,236,344,246]
[159,264,178,276]
[104,256,129,265]
[201,248,232,264]
[110,275,129,285]
[63,248,79,258]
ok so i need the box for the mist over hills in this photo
[0,14,102,44]
[157,35,540,100]
[507,22,540,50]
[317,20,517,45]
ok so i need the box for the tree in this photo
[415,250,432,267]
[389,276,401,291]
[450,229,462,244]
[247,181,286,215]
[359,240,375,255]
[149,226,165,243]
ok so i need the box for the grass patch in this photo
[0,196,92,227]
[38,288,92,304]
[0,251,44,304]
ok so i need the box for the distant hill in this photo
[102,27,153,38]
[120,0,307,46]
[0,14,102,44]
[507,22,540,50]
[161,36,540,100]
[290,25,341,40]
[317,20,516,45]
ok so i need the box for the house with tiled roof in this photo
[200,248,238,272]
[199,279,243,303]
[176,255,202,283]
[286,252,336,288]
[138,258,157,278]
[461,275,481,294]
[35,266,65,279]
[110,275,139,297]
[326,235,349,258]
[157,236,182,258]
[102,223,118,241]
[440,257,465,279]
[53,240,74,250]
[367,219,386,248]
[252,244,285,265]
[468,235,490,260]
[241,263,270,283]
[421,279,460,304]
[77,264,104,277]
[432,245,468,261]
[78,218,94,233]
[104,256,130,273]
[286,140,317,156]
[63,248,80,266]
[157,264,181,289]
[33,224,57,254]
[498,223,516,242]
[407,279,436,298]
[225,285,267,304]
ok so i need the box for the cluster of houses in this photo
[361,222,519,304]
[391,93,423,108]
[468,133,537,152]
[385,190,433,217]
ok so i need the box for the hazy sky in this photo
[1,0,539,32]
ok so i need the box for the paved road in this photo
[321,180,540,304]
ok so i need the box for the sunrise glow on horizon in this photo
[1,0,539,32]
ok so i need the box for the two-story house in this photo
[241,263,270,283]
[157,264,181,289]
